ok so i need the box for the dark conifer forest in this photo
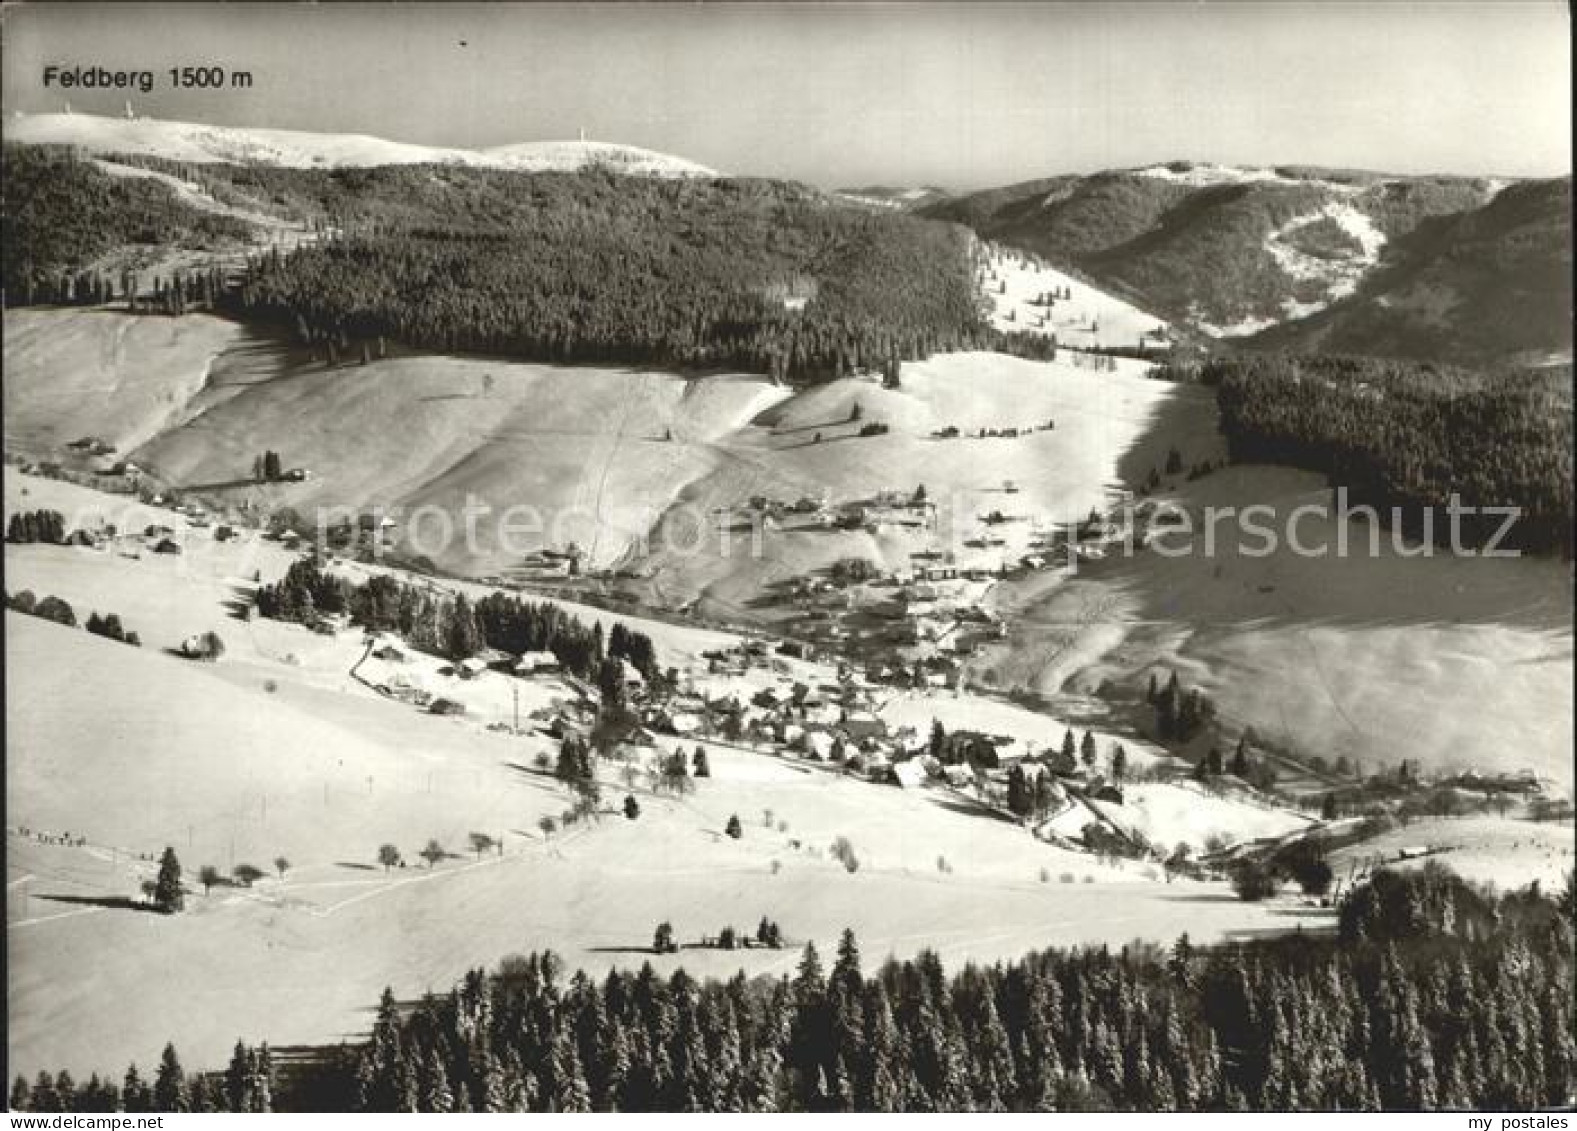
[10,867,1572,1112]
[1196,353,1573,553]
[215,167,995,382]
[2,144,251,304]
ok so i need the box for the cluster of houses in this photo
[849,490,937,532]
[500,547,582,582]
[351,592,1136,841]
[315,513,399,556]
[782,557,1007,670]
[372,638,573,683]
[720,489,937,537]
[607,636,1124,816]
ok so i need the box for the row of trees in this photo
[23,266,231,316]
[11,1041,274,1113]
[85,611,141,647]
[254,558,657,679]
[20,867,1568,1111]
[6,508,68,544]
[7,589,80,628]
[253,450,286,482]
[1192,736,1272,789]
[1005,764,1062,819]
[1147,672,1216,744]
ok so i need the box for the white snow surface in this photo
[6,112,717,177]
[1198,202,1389,337]
[976,241,1169,350]
[1262,201,1388,311]
[1130,162,1363,194]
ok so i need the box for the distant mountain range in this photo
[7,116,1568,366]
[5,111,717,178]
[920,161,1572,366]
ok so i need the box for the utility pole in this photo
[513,684,520,734]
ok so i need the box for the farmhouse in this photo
[668,712,705,736]
[841,710,887,741]
[860,753,894,781]
[942,765,978,789]
[514,650,561,675]
[858,498,936,530]
[804,731,837,760]
[324,513,400,552]
[516,551,574,577]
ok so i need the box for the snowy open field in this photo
[3,310,252,457]
[1326,815,1573,893]
[1088,782,1314,854]
[977,243,1170,350]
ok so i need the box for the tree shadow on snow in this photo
[924,795,1019,823]
[222,584,257,621]
[1223,920,1337,942]
[34,893,163,914]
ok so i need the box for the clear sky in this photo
[3,2,1569,189]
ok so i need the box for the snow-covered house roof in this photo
[515,650,561,672]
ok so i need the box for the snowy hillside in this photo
[834,186,950,211]
[5,112,718,177]
[977,241,1170,350]
[924,163,1547,360]
[1130,161,1366,192]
